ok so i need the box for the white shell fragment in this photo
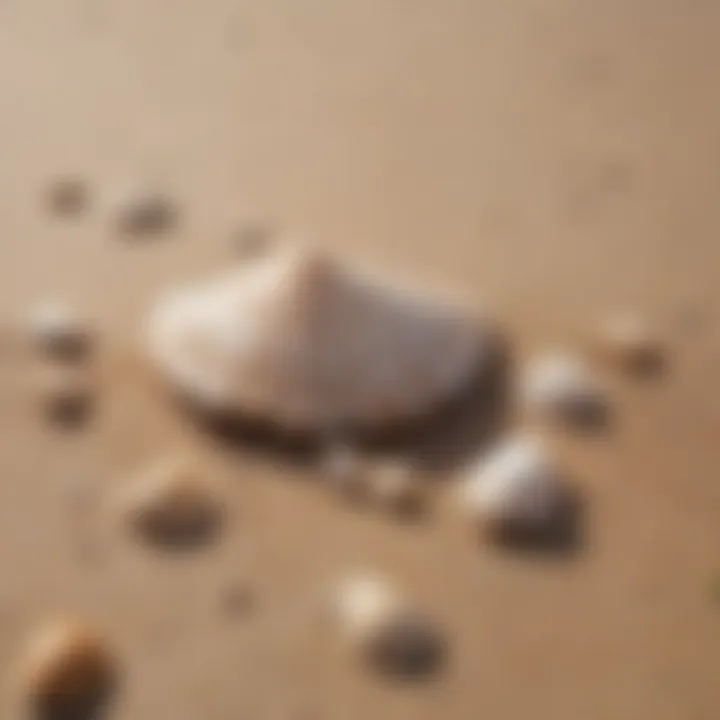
[148,246,491,432]
[331,573,444,677]
[321,443,369,503]
[114,456,225,549]
[461,435,572,542]
[522,352,607,426]
[28,301,92,360]
[369,461,425,516]
[17,619,117,714]
[595,315,664,375]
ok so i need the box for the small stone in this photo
[595,315,664,376]
[232,220,274,258]
[365,611,444,679]
[321,444,369,503]
[28,301,92,361]
[17,619,117,716]
[114,187,177,237]
[331,574,443,678]
[369,461,424,516]
[460,434,577,547]
[115,455,225,550]
[219,580,256,617]
[522,352,607,428]
[45,176,88,217]
[36,366,93,426]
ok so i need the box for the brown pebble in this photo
[114,187,178,237]
[36,365,93,426]
[18,620,117,714]
[28,301,93,362]
[232,220,274,258]
[332,574,444,679]
[45,176,88,217]
[219,580,256,617]
[595,316,664,376]
[115,455,225,550]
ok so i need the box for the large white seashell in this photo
[461,435,568,538]
[147,246,491,432]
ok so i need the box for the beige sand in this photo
[1,1,719,718]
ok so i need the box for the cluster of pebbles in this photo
[45,175,178,238]
[13,203,667,713]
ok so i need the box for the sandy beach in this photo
[1,1,719,718]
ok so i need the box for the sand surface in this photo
[1,1,720,718]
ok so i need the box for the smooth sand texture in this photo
[1,1,719,718]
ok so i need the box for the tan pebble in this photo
[18,620,116,711]
[113,186,178,237]
[115,455,225,549]
[45,176,88,217]
[36,365,93,425]
[232,219,274,258]
[595,315,664,375]
[219,579,256,617]
[370,461,424,516]
[28,301,92,361]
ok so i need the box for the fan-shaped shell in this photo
[147,247,491,432]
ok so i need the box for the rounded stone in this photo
[113,187,178,237]
[460,434,577,547]
[232,220,274,258]
[365,611,444,678]
[522,351,607,428]
[28,302,92,361]
[18,620,116,714]
[116,456,225,549]
[595,315,664,376]
[45,176,88,217]
[331,573,444,678]
[35,366,93,426]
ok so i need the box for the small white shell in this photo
[369,461,424,515]
[332,573,402,642]
[461,435,567,537]
[321,444,369,503]
[522,352,606,425]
